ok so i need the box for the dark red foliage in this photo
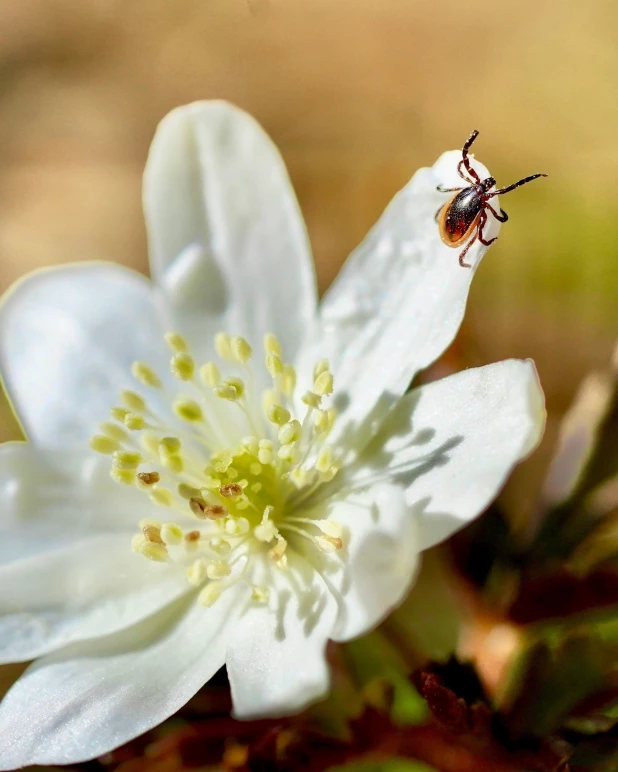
[509,568,618,624]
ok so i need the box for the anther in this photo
[219,483,243,499]
[185,530,201,551]
[110,407,130,422]
[278,443,301,464]
[179,483,202,500]
[225,517,250,536]
[150,487,174,507]
[164,332,189,352]
[112,450,142,470]
[281,364,297,397]
[90,435,119,455]
[143,524,164,544]
[316,534,343,552]
[170,352,195,381]
[267,404,291,426]
[313,359,330,379]
[139,542,169,562]
[266,353,283,378]
[161,523,183,545]
[252,585,270,604]
[199,361,220,387]
[215,332,234,362]
[278,420,301,445]
[136,471,161,487]
[173,398,203,422]
[231,336,252,364]
[120,390,147,413]
[131,362,162,389]
[100,421,129,443]
[124,412,146,431]
[264,333,282,357]
[268,536,287,562]
[242,436,259,455]
[198,582,222,607]
[206,561,231,580]
[313,370,334,397]
[302,391,321,409]
[189,497,207,517]
[187,558,208,586]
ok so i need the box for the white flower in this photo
[0,102,544,769]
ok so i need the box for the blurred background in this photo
[1,0,617,453]
[2,2,618,766]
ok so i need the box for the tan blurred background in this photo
[0,0,616,460]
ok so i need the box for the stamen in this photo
[215,332,234,362]
[231,336,252,364]
[200,361,221,387]
[120,390,147,413]
[170,352,195,381]
[131,362,162,389]
[173,399,203,422]
[164,332,189,352]
[90,435,120,455]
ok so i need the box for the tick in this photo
[436,130,547,268]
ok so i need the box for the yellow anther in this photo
[100,421,129,443]
[258,439,274,465]
[178,483,202,500]
[242,436,259,455]
[316,534,343,552]
[138,518,161,529]
[160,437,181,456]
[252,585,270,604]
[162,455,183,474]
[278,420,301,445]
[150,487,174,507]
[207,560,231,580]
[290,467,312,488]
[136,471,161,489]
[164,332,189,352]
[173,398,203,422]
[111,468,136,485]
[267,404,291,426]
[202,476,220,491]
[226,466,239,479]
[131,362,162,389]
[316,520,342,539]
[209,536,232,556]
[139,542,169,563]
[314,407,337,434]
[231,336,252,364]
[189,497,207,517]
[268,536,287,562]
[249,462,262,475]
[227,377,245,398]
[161,523,184,545]
[278,443,301,464]
[216,381,241,401]
[120,390,147,413]
[215,332,234,362]
[262,388,277,414]
[315,447,333,474]
[255,519,278,543]
[131,533,146,553]
[251,482,263,493]
[140,431,160,455]
[89,435,119,455]
[199,361,220,387]
[322,460,341,481]
[112,450,142,469]
[281,364,297,397]
[210,450,232,472]
[264,333,282,357]
[266,352,283,378]
[198,582,222,607]
[313,359,330,379]
[302,391,321,408]
[225,517,250,536]
[124,412,146,431]
[170,352,195,381]
[313,370,334,397]
[186,558,208,586]
[110,406,130,422]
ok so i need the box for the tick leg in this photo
[478,211,498,247]
[436,184,464,193]
[457,160,477,185]
[459,130,481,184]
[434,204,444,222]
[485,201,508,222]
[488,173,547,197]
[458,231,478,268]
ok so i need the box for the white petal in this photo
[0,443,164,565]
[144,101,317,362]
[0,263,168,446]
[298,151,500,454]
[300,484,419,643]
[0,533,188,664]
[0,592,239,768]
[226,553,337,719]
[349,360,545,550]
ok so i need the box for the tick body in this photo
[436,130,547,268]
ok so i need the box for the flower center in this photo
[90,331,343,608]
